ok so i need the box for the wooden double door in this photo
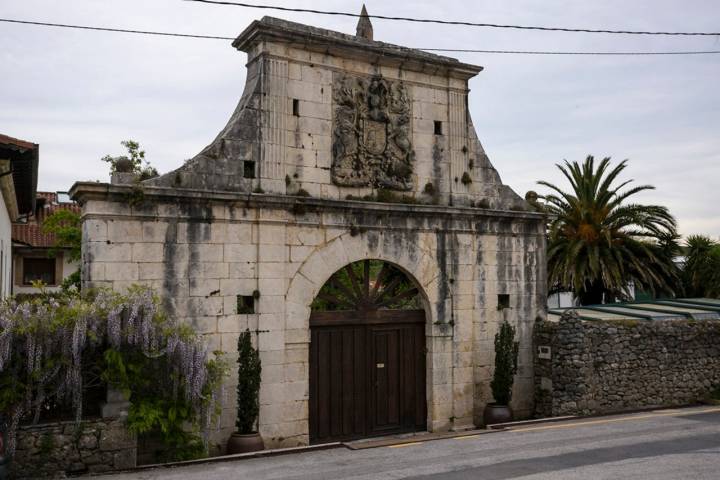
[309,309,427,444]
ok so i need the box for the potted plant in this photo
[483,320,519,425]
[227,329,264,454]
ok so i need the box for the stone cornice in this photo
[69,181,546,224]
[233,16,483,80]
[251,53,472,95]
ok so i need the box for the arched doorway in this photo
[309,259,427,443]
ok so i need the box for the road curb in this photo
[93,404,716,476]
[94,442,345,477]
[344,428,502,450]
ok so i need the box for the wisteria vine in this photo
[0,286,227,459]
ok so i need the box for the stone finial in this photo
[356,4,373,40]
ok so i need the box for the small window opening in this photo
[237,295,255,314]
[434,120,443,135]
[243,160,256,179]
[292,99,300,117]
[497,294,510,310]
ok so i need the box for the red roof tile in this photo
[0,133,37,152]
[12,192,80,248]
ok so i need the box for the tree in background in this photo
[682,235,720,298]
[102,139,158,180]
[42,209,82,291]
[539,155,680,305]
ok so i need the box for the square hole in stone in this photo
[434,120,443,135]
[497,294,510,310]
[243,160,256,179]
[292,98,300,117]
[237,295,255,314]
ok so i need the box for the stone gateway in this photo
[70,13,546,451]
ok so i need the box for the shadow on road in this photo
[410,430,720,480]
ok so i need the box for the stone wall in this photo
[534,313,720,417]
[70,185,546,450]
[11,418,136,478]
[68,13,547,452]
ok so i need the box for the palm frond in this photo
[539,155,679,304]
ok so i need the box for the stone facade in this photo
[11,418,136,478]
[534,313,720,417]
[144,16,524,210]
[70,15,546,451]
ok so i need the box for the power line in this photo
[0,18,233,40]
[184,0,720,37]
[2,18,720,56]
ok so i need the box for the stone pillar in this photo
[101,388,130,419]
[110,172,138,185]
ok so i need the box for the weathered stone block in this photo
[191,315,218,334]
[132,243,164,263]
[188,296,223,316]
[226,223,253,244]
[258,245,289,262]
[258,277,286,294]
[258,262,285,279]
[84,219,108,242]
[86,242,132,263]
[108,220,143,242]
[138,262,164,280]
[105,263,139,281]
[228,261,257,278]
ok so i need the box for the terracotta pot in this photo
[226,432,264,454]
[483,403,513,426]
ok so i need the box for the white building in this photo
[12,191,81,295]
[0,134,38,299]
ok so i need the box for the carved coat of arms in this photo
[331,74,414,190]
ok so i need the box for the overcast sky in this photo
[1,1,719,237]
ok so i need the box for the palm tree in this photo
[682,235,720,298]
[539,155,679,305]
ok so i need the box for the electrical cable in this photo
[184,0,720,37]
[2,18,720,56]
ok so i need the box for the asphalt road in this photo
[99,406,720,480]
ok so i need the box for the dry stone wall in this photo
[10,418,136,478]
[534,313,720,417]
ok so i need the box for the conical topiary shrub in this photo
[490,320,519,405]
[227,329,264,453]
[484,320,519,425]
[236,329,261,433]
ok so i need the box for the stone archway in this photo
[308,259,428,443]
[284,232,440,328]
[282,232,449,444]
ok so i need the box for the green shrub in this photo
[235,329,261,434]
[490,320,519,405]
